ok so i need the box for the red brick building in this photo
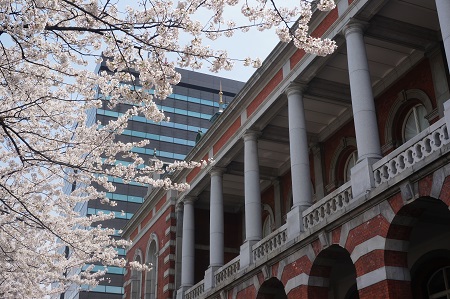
[122,0,450,298]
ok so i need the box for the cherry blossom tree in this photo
[0,0,336,297]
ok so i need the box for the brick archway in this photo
[308,244,357,299]
[256,277,287,299]
[376,196,450,299]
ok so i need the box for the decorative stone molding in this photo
[373,119,450,187]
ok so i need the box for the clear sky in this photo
[174,3,288,83]
[188,26,282,83]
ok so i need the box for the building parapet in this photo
[373,118,449,187]
[185,280,204,299]
[252,224,288,262]
[303,182,353,230]
[214,256,240,286]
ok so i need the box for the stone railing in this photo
[302,181,353,230]
[185,280,204,299]
[373,119,450,187]
[252,225,287,262]
[214,256,240,285]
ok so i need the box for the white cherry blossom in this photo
[0,0,336,297]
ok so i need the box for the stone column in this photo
[285,84,313,238]
[436,0,450,71]
[239,130,262,268]
[286,83,313,212]
[243,131,263,241]
[204,167,226,291]
[344,20,381,197]
[180,198,195,289]
[209,167,225,267]
[344,21,382,161]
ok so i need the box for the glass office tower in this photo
[67,65,244,299]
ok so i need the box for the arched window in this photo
[384,89,434,151]
[131,254,142,299]
[145,236,158,299]
[403,104,429,142]
[428,266,450,299]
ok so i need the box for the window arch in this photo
[145,234,159,299]
[131,251,143,299]
[384,89,434,151]
[428,266,450,299]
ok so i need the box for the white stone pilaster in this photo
[174,203,184,290]
[312,143,325,200]
[436,0,450,71]
[273,179,282,229]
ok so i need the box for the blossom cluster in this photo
[0,0,336,297]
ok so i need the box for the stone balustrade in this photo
[302,182,353,230]
[214,257,240,285]
[373,119,449,187]
[252,225,287,262]
[185,280,204,299]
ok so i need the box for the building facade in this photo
[72,69,243,299]
[122,0,450,298]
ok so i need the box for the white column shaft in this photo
[243,132,262,241]
[210,170,224,267]
[287,87,312,211]
[180,200,195,287]
[436,0,450,69]
[344,23,382,161]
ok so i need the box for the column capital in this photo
[183,196,196,205]
[285,82,308,97]
[209,166,227,177]
[242,130,261,142]
[343,19,368,38]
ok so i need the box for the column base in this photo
[240,240,258,269]
[204,265,221,291]
[350,157,379,198]
[176,285,191,299]
[286,205,309,240]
